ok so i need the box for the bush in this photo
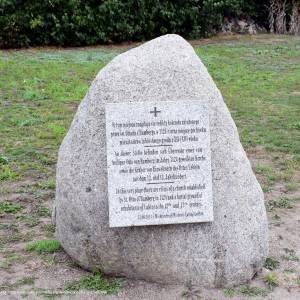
[0,0,265,48]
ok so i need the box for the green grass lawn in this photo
[0,36,299,190]
[0,48,117,184]
[196,36,300,155]
[0,35,300,295]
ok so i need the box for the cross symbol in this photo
[150,106,161,117]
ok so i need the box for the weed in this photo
[255,164,278,191]
[0,254,25,270]
[272,214,281,220]
[0,155,9,165]
[281,248,299,262]
[36,180,56,190]
[42,254,57,266]
[0,229,22,246]
[48,123,66,137]
[0,201,23,214]
[17,276,36,285]
[37,289,65,299]
[65,272,121,294]
[239,286,269,297]
[0,223,18,230]
[267,197,294,211]
[182,281,202,299]
[23,89,39,101]
[0,165,17,181]
[223,288,235,297]
[17,215,40,227]
[284,268,296,273]
[264,272,279,289]
[36,205,51,217]
[285,182,298,191]
[289,122,300,129]
[41,224,55,237]
[255,165,274,175]
[264,257,280,270]
[26,239,62,254]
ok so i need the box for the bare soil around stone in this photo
[1,34,300,299]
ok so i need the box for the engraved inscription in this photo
[105,101,213,227]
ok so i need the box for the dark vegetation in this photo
[0,0,273,48]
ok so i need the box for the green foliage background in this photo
[0,0,267,48]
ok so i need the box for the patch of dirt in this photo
[66,101,80,112]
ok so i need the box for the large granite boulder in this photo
[53,34,268,287]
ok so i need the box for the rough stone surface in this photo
[53,34,268,287]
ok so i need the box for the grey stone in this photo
[53,34,268,287]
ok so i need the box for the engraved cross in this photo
[150,107,161,117]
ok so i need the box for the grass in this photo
[196,37,300,155]
[65,272,121,294]
[0,36,299,188]
[26,239,62,254]
[0,48,116,185]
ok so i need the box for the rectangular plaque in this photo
[105,101,213,227]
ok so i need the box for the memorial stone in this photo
[53,34,268,287]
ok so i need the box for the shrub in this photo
[0,0,265,48]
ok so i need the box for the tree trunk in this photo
[269,0,276,33]
[268,0,288,34]
[275,0,287,34]
[290,1,300,35]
